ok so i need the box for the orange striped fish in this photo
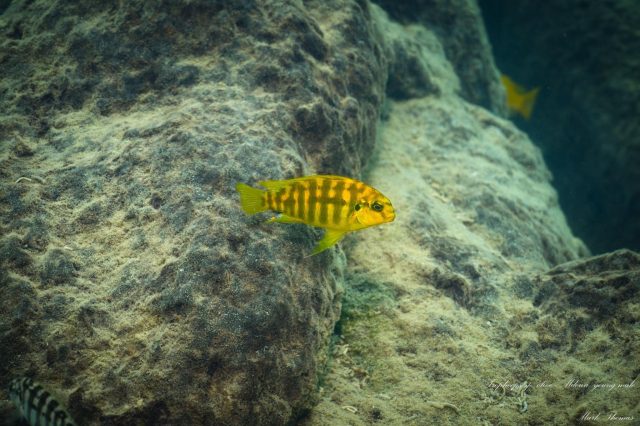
[236,175,395,255]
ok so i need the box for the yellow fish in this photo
[236,175,395,255]
[500,74,540,120]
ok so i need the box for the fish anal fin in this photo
[308,229,347,257]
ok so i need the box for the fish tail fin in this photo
[236,183,267,215]
[519,87,540,120]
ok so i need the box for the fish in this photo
[8,377,76,426]
[500,74,540,120]
[236,175,395,255]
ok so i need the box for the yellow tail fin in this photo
[500,74,540,120]
[519,87,539,120]
[236,183,267,215]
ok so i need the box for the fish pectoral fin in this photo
[308,229,347,257]
[266,213,305,224]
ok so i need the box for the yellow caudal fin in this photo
[501,74,540,120]
[236,183,267,215]
[518,87,540,120]
[307,229,347,257]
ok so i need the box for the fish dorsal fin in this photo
[308,229,347,257]
[258,179,293,191]
[259,175,358,191]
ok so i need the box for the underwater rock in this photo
[526,250,640,420]
[479,0,640,253]
[373,0,507,115]
[535,249,640,321]
[39,248,78,287]
[373,6,460,100]
[303,89,587,424]
[0,0,387,423]
[0,235,34,275]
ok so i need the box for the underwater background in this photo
[0,0,638,425]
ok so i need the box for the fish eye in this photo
[355,203,361,211]
[372,201,383,212]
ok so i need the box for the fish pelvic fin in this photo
[518,87,540,120]
[236,183,267,215]
[307,229,347,257]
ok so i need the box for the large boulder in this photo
[0,0,387,423]
[374,0,507,115]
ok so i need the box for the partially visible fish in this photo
[236,175,395,255]
[8,377,76,426]
[500,74,540,120]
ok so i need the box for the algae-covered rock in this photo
[526,250,640,423]
[303,94,589,425]
[374,0,507,115]
[0,0,387,423]
[535,249,640,321]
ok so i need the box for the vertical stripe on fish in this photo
[295,182,304,219]
[333,180,347,228]
[319,178,331,225]
[307,179,317,224]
